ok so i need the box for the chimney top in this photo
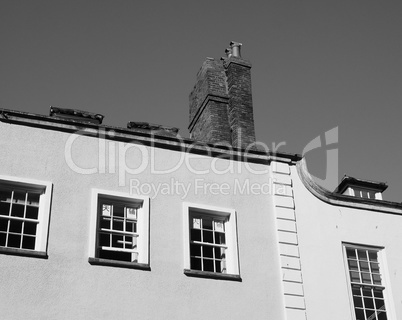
[229,41,242,58]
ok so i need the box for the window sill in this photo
[184,269,242,282]
[0,247,48,259]
[88,257,151,271]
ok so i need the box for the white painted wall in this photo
[0,122,285,319]
[292,165,402,319]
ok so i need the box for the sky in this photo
[1,1,402,201]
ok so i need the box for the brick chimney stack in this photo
[189,41,256,149]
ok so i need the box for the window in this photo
[183,203,240,281]
[88,190,150,269]
[0,176,52,258]
[344,244,389,320]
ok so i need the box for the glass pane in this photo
[366,310,376,319]
[112,219,124,231]
[25,205,38,220]
[215,247,225,259]
[99,249,131,262]
[352,286,361,296]
[190,244,201,257]
[364,297,374,309]
[346,248,356,259]
[378,311,388,320]
[372,274,382,285]
[203,230,213,243]
[126,207,137,220]
[215,232,226,245]
[112,234,124,248]
[214,221,224,232]
[373,288,384,298]
[0,232,6,246]
[362,272,372,284]
[350,271,360,282]
[362,288,373,297]
[0,202,10,216]
[13,191,26,204]
[113,205,124,218]
[371,262,380,273]
[190,229,201,242]
[0,218,8,232]
[124,235,135,249]
[348,259,358,271]
[190,257,201,270]
[11,204,25,218]
[357,249,368,261]
[102,204,112,217]
[0,190,12,202]
[368,250,378,262]
[22,235,35,250]
[99,233,110,247]
[353,295,363,308]
[355,308,365,320]
[192,218,201,229]
[9,220,23,233]
[23,222,37,235]
[203,245,213,258]
[100,218,111,230]
[360,261,369,272]
[202,218,213,230]
[203,259,214,272]
[8,233,21,248]
[375,298,385,310]
[125,221,135,233]
[27,193,40,206]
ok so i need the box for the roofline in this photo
[0,108,301,165]
[334,175,388,194]
[296,158,402,215]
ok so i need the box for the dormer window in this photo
[334,176,388,200]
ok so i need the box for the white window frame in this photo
[343,243,394,320]
[0,175,52,257]
[182,202,240,280]
[89,189,150,269]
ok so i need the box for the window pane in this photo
[25,205,38,220]
[23,222,37,235]
[357,249,368,261]
[375,298,385,310]
[372,274,382,285]
[348,259,358,271]
[202,230,213,243]
[378,311,388,320]
[99,233,110,247]
[11,204,25,218]
[360,261,369,272]
[203,245,213,258]
[190,229,201,242]
[13,191,26,204]
[0,232,6,246]
[215,232,225,245]
[190,257,201,270]
[126,207,137,220]
[112,219,124,231]
[9,220,23,233]
[113,205,124,218]
[22,235,35,250]
[100,218,111,230]
[190,244,201,257]
[112,234,124,248]
[361,273,372,284]
[368,250,378,262]
[8,233,21,248]
[350,271,360,282]
[353,295,363,308]
[355,308,365,320]
[214,221,224,232]
[364,297,374,309]
[203,259,214,272]
[27,193,40,206]
[0,202,10,216]
[371,262,380,273]
[202,219,212,230]
[0,218,8,232]
[192,218,201,229]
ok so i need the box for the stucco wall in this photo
[291,165,402,319]
[0,122,284,319]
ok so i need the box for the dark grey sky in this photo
[1,1,402,200]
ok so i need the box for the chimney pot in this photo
[230,41,242,58]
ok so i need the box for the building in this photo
[0,42,401,319]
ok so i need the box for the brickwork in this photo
[188,44,256,149]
